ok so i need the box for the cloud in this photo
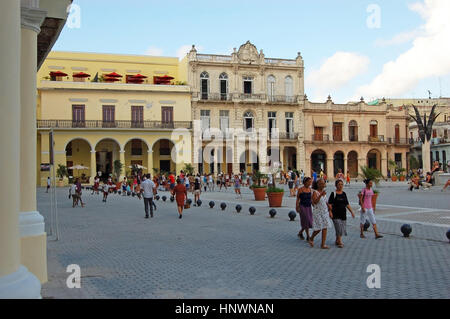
[176,44,204,60]
[374,29,425,47]
[307,52,370,101]
[353,0,450,100]
[145,46,164,56]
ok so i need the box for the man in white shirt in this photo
[141,174,156,218]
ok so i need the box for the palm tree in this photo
[410,104,440,173]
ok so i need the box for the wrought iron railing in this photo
[368,135,385,143]
[312,134,330,142]
[387,138,410,145]
[267,95,298,103]
[37,120,192,129]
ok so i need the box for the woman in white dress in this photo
[308,178,332,249]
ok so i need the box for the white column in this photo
[120,150,126,180]
[0,0,41,298]
[19,1,48,279]
[90,151,96,184]
[147,150,154,177]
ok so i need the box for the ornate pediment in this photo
[237,41,259,64]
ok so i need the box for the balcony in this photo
[368,135,385,143]
[275,132,299,140]
[267,95,298,104]
[197,93,233,102]
[239,93,266,101]
[37,120,193,130]
[312,134,330,142]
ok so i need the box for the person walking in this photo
[288,168,295,197]
[308,179,332,249]
[296,177,314,241]
[312,170,318,183]
[442,178,450,192]
[234,174,242,199]
[69,182,79,208]
[75,178,85,207]
[46,176,51,193]
[346,170,351,186]
[328,180,355,248]
[172,178,187,219]
[141,174,156,219]
[193,174,201,205]
[92,176,100,195]
[121,177,128,196]
[102,181,110,203]
[335,169,345,183]
[359,179,383,239]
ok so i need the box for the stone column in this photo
[19,3,48,284]
[90,151,97,184]
[147,150,154,177]
[213,148,219,175]
[0,0,41,298]
[381,150,388,177]
[120,150,126,180]
[326,158,334,178]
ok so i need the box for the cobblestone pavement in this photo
[38,183,450,299]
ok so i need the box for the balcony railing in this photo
[199,93,232,101]
[368,135,385,143]
[37,120,192,129]
[312,134,330,142]
[277,132,299,140]
[239,93,266,101]
[349,136,359,142]
[267,95,298,103]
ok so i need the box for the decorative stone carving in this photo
[237,41,259,64]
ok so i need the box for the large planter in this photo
[391,176,398,182]
[252,187,267,201]
[57,180,64,187]
[399,176,406,182]
[267,192,284,207]
[372,193,379,211]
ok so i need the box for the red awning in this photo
[104,72,122,78]
[130,74,147,79]
[158,75,174,80]
[73,72,91,78]
[104,77,120,82]
[50,71,68,77]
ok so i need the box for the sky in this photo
[54,0,450,103]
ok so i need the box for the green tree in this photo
[359,166,383,185]
[113,160,123,180]
[56,164,68,181]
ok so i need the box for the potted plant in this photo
[250,171,267,201]
[398,168,407,182]
[113,160,123,181]
[56,164,68,187]
[388,160,398,182]
[266,186,284,207]
[183,163,195,176]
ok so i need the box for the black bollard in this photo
[162,196,167,202]
[209,201,215,208]
[170,196,175,202]
[447,229,450,243]
[289,211,297,221]
[269,209,277,218]
[155,195,160,201]
[401,224,412,238]
[127,191,131,196]
[220,203,227,211]
[187,199,192,205]
[249,207,256,215]
[235,205,242,213]
[197,200,202,207]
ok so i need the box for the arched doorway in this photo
[367,149,381,171]
[65,138,92,182]
[311,150,327,175]
[333,151,345,177]
[347,151,358,178]
[240,150,260,173]
[153,139,176,174]
[124,138,150,175]
[95,138,121,181]
[285,147,297,170]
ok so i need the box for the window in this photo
[444,129,448,139]
[433,129,437,138]
[200,72,209,100]
[102,105,115,128]
[243,77,253,94]
[286,112,294,134]
[200,110,210,130]
[72,105,85,128]
[161,107,173,126]
[220,110,229,132]
[268,112,277,135]
[285,76,293,102]
[435,151,440,162]
[219,73,228,100]
[131,139,143,156]
[160,140,171,156]
[267,75,275,100]
[395,153,402,169]
[244,111,254,130]
[370,120,378,138]
[349,120,358,141]
[395,124,400,143]
[314,127,324,141]
[131,106,144,128]
[66,142,73,157]
[333,123,343,141]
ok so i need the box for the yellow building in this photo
[37,52,192,186]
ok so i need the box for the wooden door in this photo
[161,107,173,126]
[333,123,342,141]
[72,105,85,127]
[131,106,144,127]
[102,105,115,127]
[314,127,323,141]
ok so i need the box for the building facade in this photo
[37,52,192,186]
[183,42,305,175]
